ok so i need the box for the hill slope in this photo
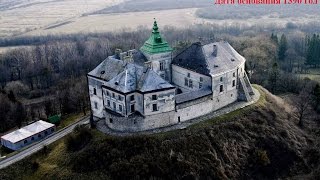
[0,87,319,179]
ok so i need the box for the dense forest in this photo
[0,23,320,134]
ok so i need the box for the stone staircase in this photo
[238,72,255,102]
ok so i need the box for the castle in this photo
[87,20,254,132]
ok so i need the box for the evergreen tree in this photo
[306,34,320,67]
[270,33,278,45]
[314,84,320,112]
[268,63,280,94]
[278,34,288,61]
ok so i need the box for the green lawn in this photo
[57,112,88,130]
[297,68,320,83]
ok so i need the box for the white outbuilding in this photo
[1,120,55,151]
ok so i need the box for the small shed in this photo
[48,114,61,124]
[1,120,55,151]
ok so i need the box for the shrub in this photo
[256,149,271,166]
[31,161,39,171]
[65,126,92,152]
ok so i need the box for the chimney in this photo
[212,44,218,57]
[115,49,122,59]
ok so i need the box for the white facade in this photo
[1,120,55,151]
[87,22,254,132]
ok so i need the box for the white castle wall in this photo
[172,65,211,93]
[88,77,105,118]
[105,110,176,132]
[143,89,175,116]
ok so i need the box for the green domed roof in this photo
[140,20,173,54]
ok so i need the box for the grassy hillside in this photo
[0,87,319,179]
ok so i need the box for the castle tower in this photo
[140,19,173,82]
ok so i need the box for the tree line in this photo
[0,25,319,133]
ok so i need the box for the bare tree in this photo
[294,83,315,127]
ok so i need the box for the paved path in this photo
[0,116,89,170]
[97,88,261,136]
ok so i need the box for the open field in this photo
[0,0,125,37]
[22,8,320,37]
[0,0,320,38]
[296,68,320,83]
[0,46,32,55]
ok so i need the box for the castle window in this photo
[131,104,135,113]
[178,116,181,122]
[199,82,202,89]
[118,95,122,101]
[152,95,157,100]
[187,73,190,78]
[109,118,113,123]
[113,102,116,109]
[24,140,28,144]
[152,104,158,112]
[233,72,236,77]
[119,105,123,112]
[130,95,135,101]
[38,134,42,138]
[94,102,98,109]
[189,79,193,88]
[232,80,236,87]
[106,91,110,96]
[220,85,224,92]
[112,93,115,98]
[160,61,165,71]
[107,100,110,107]
[185,78,188,86]
[220,77,223,82]
[200,77,203,82]
[93,88,97,95]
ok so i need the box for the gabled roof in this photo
[1,120,55,143]
[139,70,174,92]
[88,49,148,81]
[105,63,175,94]
[172,41,246,76]
[88,57,126,81]
[140,20,173,55]
[105,64,144,93]
[172,42,210,75]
